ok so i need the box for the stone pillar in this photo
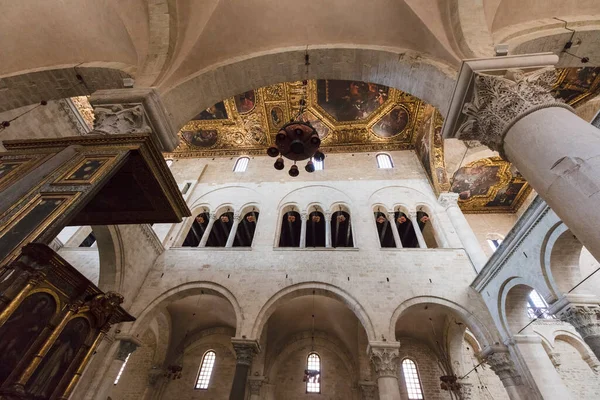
[299,212,307,248]
[446,65,600,263]
[438,193,487,271]
[481,344,549,400]
[358,380,378,400]
[408,212,427,249]
[387,212,403,248]
[325,212,332,248]
[248,376,265,400]
[230,339,260,400]
[555,302,600,361]
[226,213,241,247]
[368,341,401,400]
[198,213,217,247]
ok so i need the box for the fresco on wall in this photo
[372,106,409,138]
[234,90,256,114]
[193,101,228,120]
[182,129,218,148]
[553,67,600,107]
[451,164,501,201]
[316,80,389,121]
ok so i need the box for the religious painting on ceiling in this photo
[553,67,600,107]
[193,101,228,120]
[315,80,389,121]
[166,79,427,158]
[450,157,530,213]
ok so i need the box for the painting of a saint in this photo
[0,292,56,384]
[182,129,218,148]
[270,106,284,128]
[27,317,90,398]
[486,182,525,207]
[235,90,256,114]
[451,164,501,201]
[316,80,389,121]
[372,107,409,138]
[193,102,228,120]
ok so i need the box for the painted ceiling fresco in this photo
[167,80,428,158]
[158,67,600,214]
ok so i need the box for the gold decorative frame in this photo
[52,155,117,185]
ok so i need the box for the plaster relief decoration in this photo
[166,79,427,158]
[450,157,530,213]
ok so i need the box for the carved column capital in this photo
[248,376,265,395]
[438,192,459,209]
[368,341,400,378]
[457,68,572,158]
[300,212,308,221]
[481,346,522,387]
[324,212,332,221]
[231,339,260,366]
[556,304,600,338]
[358,380,378,400]
[209,213,218,221]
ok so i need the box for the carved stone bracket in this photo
[556,304,600,338]
[481,346,522,387]
[457,68,572,158]
[358,380,378,400]
[438,192,459,209]
[247,376,265,395]
[368,341,400,378]
[231,339,260,366]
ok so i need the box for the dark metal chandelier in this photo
[267,52,324,177]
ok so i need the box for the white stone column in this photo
[447,66,600,263]
[299,212,307,248]
[387,212,403,248]
[325,212,332,248]
[408,212,427,249]
[368,342,401,400]
[226,213,241,248]
[198,213,216,247]
[438,193,487,271]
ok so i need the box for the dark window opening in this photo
[233,211,260,247]
[206,212,234,247]
[79,232,96,247]
[279,211,301,247]
[375,212,395,248]
[306,211,326,247]
[395,211,418,248]
[331,211,353,248]
[183,212,210,247]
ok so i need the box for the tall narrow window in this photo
[305,353,321,393]
[527,290,553,319]
[113,353,131,385]
[376,154,393,169]
[331,210,353,248]
[233,157,249,172]
[402,359,424,400]
[487,238,503,251]
[195,350,216,389]
[311,156,324,171]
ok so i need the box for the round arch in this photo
[128,282,244,337]
[553,331,597,362]
[161,46,457,131]
[251,282,376,341]
[389,295,498,347]
[92,225,124,294]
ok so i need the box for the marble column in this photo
[229,339,260,400]
[408,212,427,249]
[555,302,600,361]
[226,213,241,247]
[198,213,217,247]
[438,193,487,271]
[446,64,600,263]
[299,212,308,248]
[480,344,542,400]
[325,212,332,248]
[247,376,265,400]
[368,341,401,400]
[387,212,403,248]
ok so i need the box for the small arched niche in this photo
[394,208,418,248]
[416,207,438,248]
[233,207,260,247]
[374,208,395,248]
[183,208,210,247]
[331,205,353,248]
[306,206,326,248]
[279,207,301,247]
[206,209,234,247]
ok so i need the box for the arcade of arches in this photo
[1,2,600,400]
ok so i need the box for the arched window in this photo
[305,353,321,393]
[233,210,260,247]
[183,211,210,247]
[395,211,418,248]
[527,289,553,319]
[374,211,395,248]
[233,157,249,172]
[311,156,324,171]
[402,359,424,400]
[195,350,216,390]
[279,210,301,247]
[165,159,174,168]
[376,153,393,169]
[206,211,234,247]
[487,238,503,251]
[331,210,353,247]
[417,210,438,248]
[306,209,326,247]
[113,352,131,385]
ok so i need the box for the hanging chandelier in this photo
[267,51,325,177]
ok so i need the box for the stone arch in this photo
[251,282,376,341]
[368,185,436,211]
[415,202,446,248]
[92,225,124,293]
[278,185,352,212]
[128,281,244,337]
[499,278,551,337]
[553,331,596,363]
[173,204,211,247]
[449,0,494,58]
[389,296,498,347]
[161,46,457,130]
